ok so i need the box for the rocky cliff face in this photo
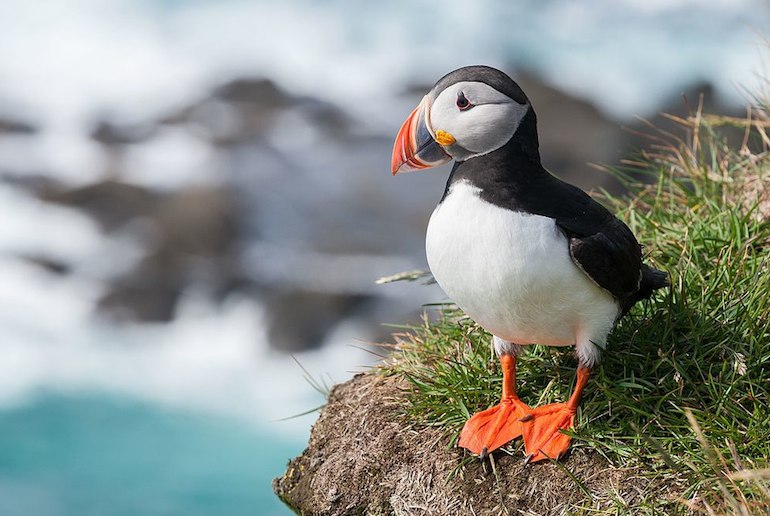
[273,373,671,515]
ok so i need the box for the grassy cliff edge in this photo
[275,107,770,514]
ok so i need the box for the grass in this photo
[380,104,770,513]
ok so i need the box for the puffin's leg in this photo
[519,338,600,463]
[459,337,530,458]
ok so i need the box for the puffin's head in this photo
[391,65,532,175]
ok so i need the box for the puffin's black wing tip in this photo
[619,264,669,316]
[641,264,669,292]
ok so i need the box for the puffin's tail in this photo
[621,264,669,316]
[638,264,669,298]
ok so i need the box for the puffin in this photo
[391,65,668,463]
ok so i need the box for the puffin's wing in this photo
[561,218,642,299]
[528,175,643,299]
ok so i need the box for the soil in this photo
[273,373,671,515]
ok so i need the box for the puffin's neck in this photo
[440,109,547,204]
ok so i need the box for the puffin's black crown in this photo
[432,65,529,106]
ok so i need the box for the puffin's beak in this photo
[391,96,451,175]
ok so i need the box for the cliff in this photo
[273,373,670,514]
[274,109,770,515]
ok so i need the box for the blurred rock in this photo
[1,173,66,196]
[212,78,353,140]
[102,185,240,321]
[646,81,733,120]
[626,80,745,149]
[41,180,156,231]
[99,268,183,322]
[0,115,36,134]
[264,289,373,352]
[214,78,295,106]
[160,77,353,145]
[17,254,71,275]
[35,179,241,322]
[91,119,156,145]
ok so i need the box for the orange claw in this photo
[520,366,591,463]
[520,402,576,463]
[459,397,530,456]
[459,354,530,457]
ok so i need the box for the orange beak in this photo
[391,96,451,175]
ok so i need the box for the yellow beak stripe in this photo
[435,130,456,146]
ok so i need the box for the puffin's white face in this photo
[427,81,529,161]
[391,75,531,174]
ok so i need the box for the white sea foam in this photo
[0,184,381,441]
[121,126,226,191]
[0,0,766,136]
[0,255,377,440]
[0,186,100,262]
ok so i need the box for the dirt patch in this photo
[273,373,672,515]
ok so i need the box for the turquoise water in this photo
[0,394,299,516]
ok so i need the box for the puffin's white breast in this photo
[426,181,619,347]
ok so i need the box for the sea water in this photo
[0,393,297,516]
[0,251,375,515]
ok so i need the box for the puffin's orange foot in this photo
[519,402,576,463]
[459,398,530,457]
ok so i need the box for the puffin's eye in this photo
[456,91,472,111]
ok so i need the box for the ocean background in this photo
[0,1,768,514]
